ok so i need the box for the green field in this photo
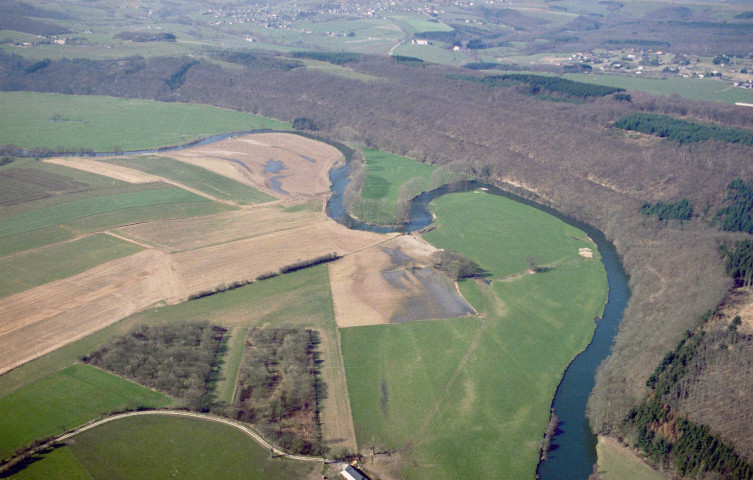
[361,148,435,201]
[565,73,753,104]
[102,156,275,205]
[0,234,143,297]
[342,189,608,479]
[0,364,171,460]
[596,436,665,480]
[212,326,249,404]
[0,91,290,151]
[0,187,215,238]
[6,415,321,480]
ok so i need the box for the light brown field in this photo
[316,326,359,454]
[330,235,474,328]
[45,157,160,184]
[114,202,322,252]
[165,132,343,198]
[0,249,184,375]
[173,220,389,294]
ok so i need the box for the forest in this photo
[640,199,693,221]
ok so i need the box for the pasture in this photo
[0,364,170,460]
[342,189,608,479]
[565,73,753,104]
[361,148,435,202]
[596,436,665,480]
[8,414,322,480]
[0,233,143,297]
[0,91,289,151]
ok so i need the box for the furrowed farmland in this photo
[1,98,605,480]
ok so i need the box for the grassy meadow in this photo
[102,156,275,205]
[565,73,753,104]
[6,415,321,480]
[0,233,143,297]
[0,364,171,460]
[0,91,290,152]
[342,189,608,479]
[596,436,665,480]
[361,148,435,202]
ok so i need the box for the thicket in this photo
[82,323,225,410]
[292,117,318,131]
[431,249,483,280]
[721,240,753,286]
[640,199,692,221]
[715,179,753,233]
[614,113,753,146]
[235,328,323,456]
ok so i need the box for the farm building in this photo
[340,465,370,480]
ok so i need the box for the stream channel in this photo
[325,157,630,480]
[55,130,629,479]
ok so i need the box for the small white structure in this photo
[341,465,369,480]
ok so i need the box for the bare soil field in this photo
[114,203,321,252]
[173,220,388,295]
[45,157,160,184]
[0,249,184,375]
[316,326,359,454]
[165,133,342,198]
[330,235,474,328]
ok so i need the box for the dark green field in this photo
[0,364,171,460]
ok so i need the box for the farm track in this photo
[0,410,324,475]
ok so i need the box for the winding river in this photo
[51,130,629,479]
[325,156,630,480]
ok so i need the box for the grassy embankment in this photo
[342,190,608,480]
[596,436,665,480]
[0,364,171,460]
[0,91,290,151]
[6,415,321,480]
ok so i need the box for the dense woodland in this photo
[82,323,225,410]
[235,328,323,456]
[5,46,753,476]
[615,113,753,146]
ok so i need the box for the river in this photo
[325,156,630,480]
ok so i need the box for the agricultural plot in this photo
[0,364,170,460]
[596,436,665,480]
[564,73,753,104]
[0,249,184,375]
[361,148,436,203]
[165,133,343,198]
[329,234,473,327]
[342,189,608,479]
[0,91,290,151]
[100,156,275,205]
[114,202,322,252]
[0,234,143,298]
[12,414,322,480]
